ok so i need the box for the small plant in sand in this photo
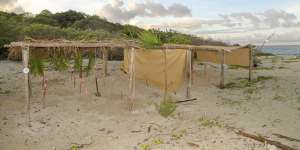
[225,76,274,89]
[155,95,177,118]
[273,94,286,102]
[171,129,187,141]
[140,143,150,150]
[198,117,223,128]
[68,145,79,150]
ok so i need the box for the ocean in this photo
[260,45,300,56]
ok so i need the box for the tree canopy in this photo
[0,9,227,59]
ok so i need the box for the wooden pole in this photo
[128,48,135,110]
[95,48,101,97]
[163,49,168,100]
[191,49,195,84]
[220,49,225,89]
[22,46,31,127]
[103,48,108,77]
[186,49,192,99]
[248,47,253,82]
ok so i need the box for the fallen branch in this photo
[234,130,297,150]
[176,98,197,103]
[273,133,300,143]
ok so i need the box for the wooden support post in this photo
[220,49,225,89]
[186,49,192,99]
[103,48,108,77]
[95,48,101,97]
[248,47,253,82]
[163,49,168,100]
[191,49,195,84]
[22,46,31,127]
[128,48,135,110]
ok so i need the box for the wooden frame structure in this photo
[5,40,254,126]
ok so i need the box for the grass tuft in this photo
[198,117,223,128]
[225,76,274,89]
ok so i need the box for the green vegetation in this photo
[255,52,275,57]
[198,117,223,128]
[228,65,248,69]
[29,55,44,76]
[85,51,95,76]
[139,137,164,150]
[155,96,177,118]
[220,98,244,107]
[74,52,83,72]
[225,76,274,89]
[139,31,162,49]
[50,50,69,71]
[0,10,227,59]
[273,94,286,102]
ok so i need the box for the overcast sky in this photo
[1,0,300,45]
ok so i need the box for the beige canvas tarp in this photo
[196,48,251,66]
[123,49,187,91]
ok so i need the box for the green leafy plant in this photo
[198,117,223,128]
[139,31,162,49]
[155,96,177,118]
[140,143,150,150]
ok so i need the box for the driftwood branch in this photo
[273,133,300,143]
[176,98,197,103]
[234,130,297,150]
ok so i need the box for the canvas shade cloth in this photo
[196,47,251,66]
[122,49,187,92]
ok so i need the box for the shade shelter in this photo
[5,40,254,126]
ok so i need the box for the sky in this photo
[1,0,300,45]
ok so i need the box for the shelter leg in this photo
[186,49,192,99]
[220,49,225,89]
[163,49,168,100]
[103,48,108,77]
[248,47,253,82]
[128,48,135,111]
[95,48,101,97]
[22,46,31,127]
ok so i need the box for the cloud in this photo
[219,9,299,28]
[98,0,191,23]
[134,9,300,44]
[0,0,25,14]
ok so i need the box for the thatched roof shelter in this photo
[5,39,254,127]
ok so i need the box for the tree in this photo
[54,10,86,28]
[31,10,58,26]
[72,15,123,32]
[22,24,65,40]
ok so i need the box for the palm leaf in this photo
[85,51,95,76]
[50,50,69,71]
[74,51,83,72]
[29,55,44,77]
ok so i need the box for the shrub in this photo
[139,31,162,49]
[23,24,66,40]
[155,96,177,118]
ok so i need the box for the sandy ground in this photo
[0,56,300,150]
